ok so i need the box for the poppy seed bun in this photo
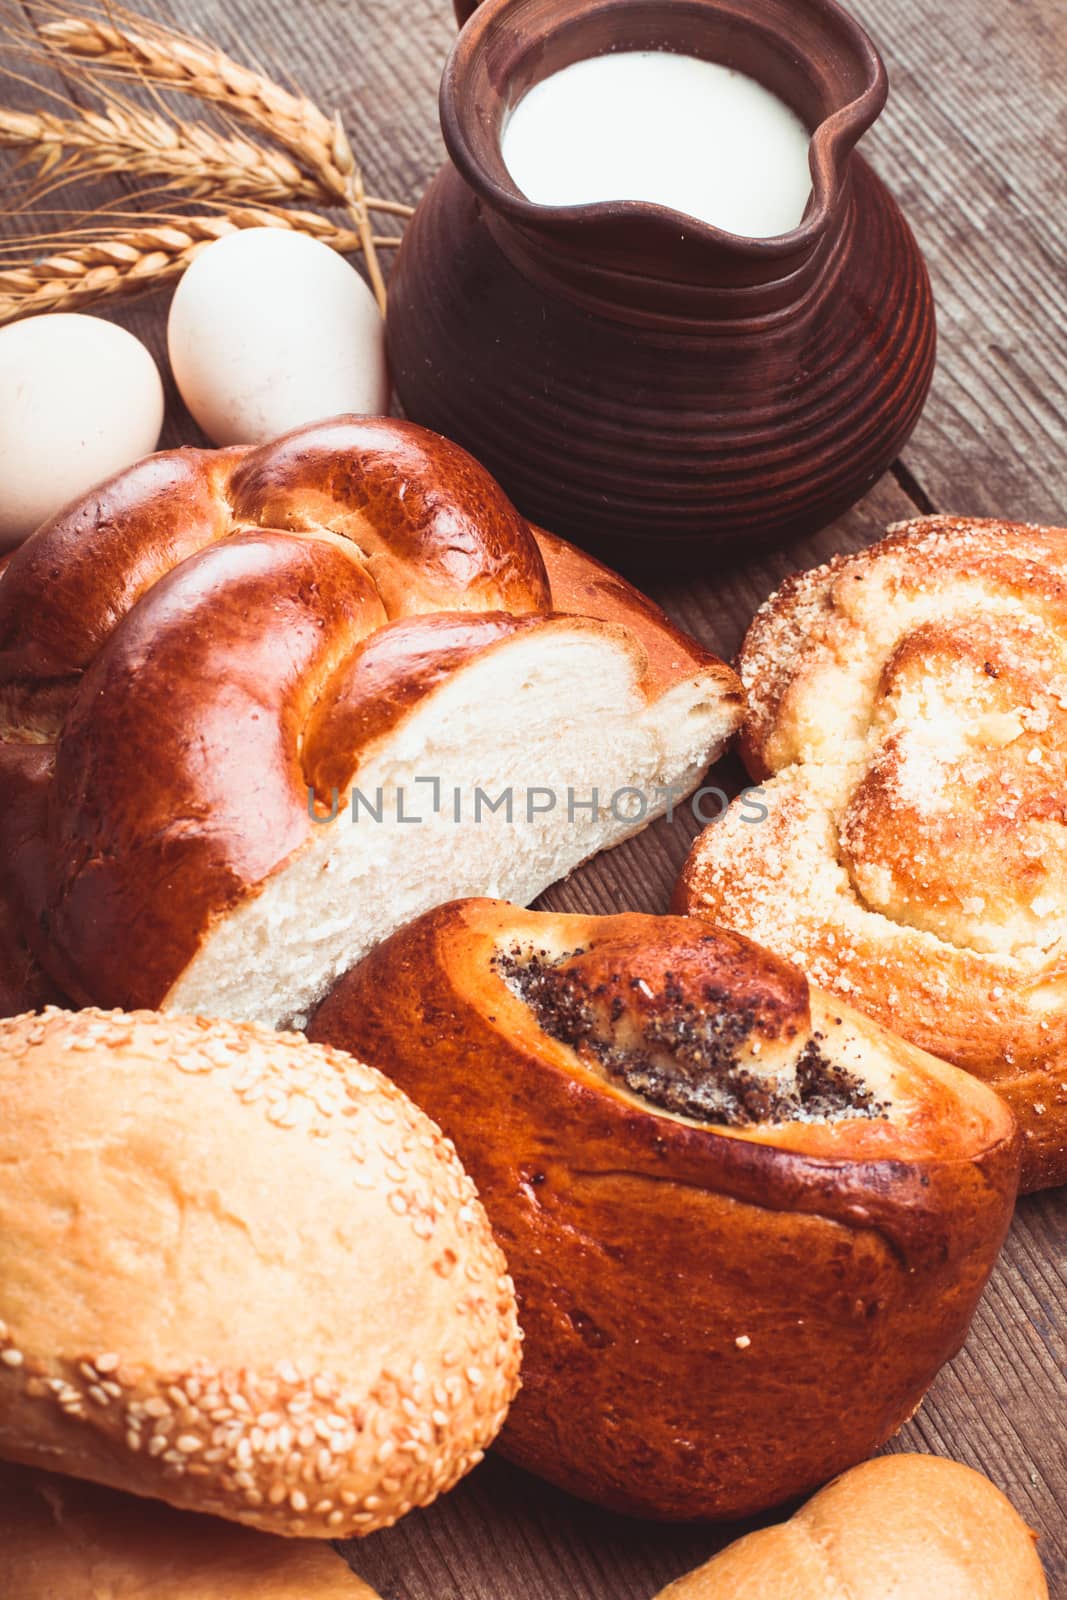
[0,1007,521,1537]
[309,900,1018,1521]
[655,1455,1048,1599]
[0,1460,381,1599]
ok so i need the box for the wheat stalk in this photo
[30,5,393,305]
[0,207,402,323]
[0,101,318,203]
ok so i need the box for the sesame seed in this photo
[0,1349,24,1368]
[735,1334,752,1349]
[290,1489,308,1512]
[176,1435,202,1454]
[94,1353,120,1374]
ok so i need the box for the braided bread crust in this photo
[0,416,741,1025]
[677,515,1067,1190]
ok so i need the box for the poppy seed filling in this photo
[495,946,887,1127]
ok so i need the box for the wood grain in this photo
[1,0,1064,1593]
[843,0,1067,526]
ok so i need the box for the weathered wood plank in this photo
[843,0,1067,524]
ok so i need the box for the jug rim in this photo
[440,0,889,259]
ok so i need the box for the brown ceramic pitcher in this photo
[386,0,936,560]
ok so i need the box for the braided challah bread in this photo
[677,514,1067,1190]
[309,899,1019,1521]
[0,415,740,1026]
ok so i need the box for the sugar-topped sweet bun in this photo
[0,1007,521,1537]
[677,515,1067,1190]
[0,1459,381,1599]
[309,899,1019,1521]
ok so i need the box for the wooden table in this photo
[2,0,1064,1592]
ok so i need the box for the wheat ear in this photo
[36,8,397,306]
[0,207,402,324]
[0,101,318,203]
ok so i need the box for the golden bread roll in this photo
[308,900,1019,1521]
[655,1454,1048,1599]
[676,515,1067,1190]
[0,1459,379,1599]
[0,414,740,1028]
[0,1007,521,1537]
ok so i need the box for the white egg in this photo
[0,314,164,549]
[167,228,389,446]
